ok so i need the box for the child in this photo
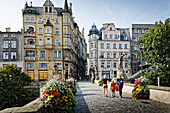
[110,80,116,97]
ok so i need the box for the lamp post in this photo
[139,40,144,76]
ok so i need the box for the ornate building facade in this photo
[22,0,87,81]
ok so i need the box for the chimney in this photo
[6,28,11,32]
[70,3,72,11]
[30,2,32,7]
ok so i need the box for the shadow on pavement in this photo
[75,83,91,113]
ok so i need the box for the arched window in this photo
[65,52,68,59]
[49,7,52,13]
[45,7,48,12]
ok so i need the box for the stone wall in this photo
[0,98,44,113]
[122,83,170,104]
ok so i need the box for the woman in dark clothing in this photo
[102,75,109,97]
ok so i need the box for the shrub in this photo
[0,64,36,110]
[98,79,103,86]
[132,76,149,100]
[91,77,94,84]
[39,78,76,113]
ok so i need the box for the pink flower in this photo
[135,90,138,94]
[40,99,44,102]
[56,102,58,105]
[48,101,51,104]
[60,103,63,106]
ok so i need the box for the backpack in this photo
[118,78,123,86]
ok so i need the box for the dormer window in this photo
[49,7,52,13]
[45,7,48,12]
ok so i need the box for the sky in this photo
[0,0,170,49]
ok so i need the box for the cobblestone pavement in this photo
[75,81,170,113]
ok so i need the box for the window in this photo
[68,38,69,45]
[4,34,8,37]
[134,29,139,33]
[100,53,104,58]
[47,27,50,33]
[39,39,42,45]
[39,28,42,34]
[11,52,16,59]
[107,63,110,67]
[27,63,34,68]
[101,43,104,49]
[40,51,45,58]
[90,43,93,49]
[55,18,59,24]
[56,39,59,46]
[11,41,16,48]
[113,53,117,58]
[54,51,57,58]
[26,50,35,57]
[115,35,118,39]
[107,43,110,49]
[3,52,8,59]
[95,42,97,48]
[125,44,128,49]
[110,27,112,30]
[56,28,59,34]
[125,63,128,68]
[65,64,69,68]
[47,38,50,45]
[58,51,61,58]
[68,18,69,23]
[101,62,104,68]
[68,28,70,34]
[11,34,16,37]
[64,28,66,34]
[57,63,62,68]
[26,17,29,22]
[39,63,48,68]
[110,35,113,39]
[3,41,8,48]
[64,17,66,23]
[39,17,42,23]
[114,63,117,68]
[107,53,110,58]
[47,17,50,22]
[124,54,128,59]
[90,52,93,58]
[119,44,122,49]
[134,54,137,59]
[105,35,107,39]
[31,17,34,22]
[133,37,139,42]
[95,51,97,58]
[65,52,68,59]
[90,63,93,68]
[65,38,67,45]
[49,7,52,13]
[134,46,138,50]
[141,29,146,33]
[45,7,48,12]
[113,44,116,49]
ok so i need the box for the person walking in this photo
[110,80,116,97]
[117,75,124,98]
[102,75,109,97]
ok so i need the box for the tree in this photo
[138,18,170,86]
[0,64,36,110]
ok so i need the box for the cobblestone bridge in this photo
[75,81,170,113]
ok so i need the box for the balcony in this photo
[25,57,35,61]
[45,44,53,48]
[24,32,35,37]
[24,44,35,48]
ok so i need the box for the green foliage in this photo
[137,18,170,86]
[0,64,36,110]
[91,77,94,83]
[98,79,103,86]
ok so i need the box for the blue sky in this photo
[0,0,169,44]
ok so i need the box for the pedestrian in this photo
[80,76,81,81]
[102,75,109,97]
[117,75,124,98]
[110,79,116,97]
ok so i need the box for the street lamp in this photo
[139,40,144,76]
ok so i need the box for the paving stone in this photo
[75,81,170,113]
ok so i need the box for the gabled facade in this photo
[22,0,87,81]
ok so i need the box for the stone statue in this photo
[118,53,124,69]
[117,53,125,78]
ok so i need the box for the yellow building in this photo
[22,0,87,81]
